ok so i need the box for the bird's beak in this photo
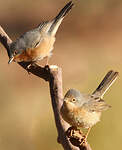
[8,56,14,64]
[63,98,68,103]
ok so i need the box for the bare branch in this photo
[0,25,92,150]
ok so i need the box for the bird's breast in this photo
[61,101,101,128]
[13,36,55,62]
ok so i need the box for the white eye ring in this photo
[72,98,76,102]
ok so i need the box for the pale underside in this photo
[61,101,101,129]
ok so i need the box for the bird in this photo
[61,70,119,141]
[8,1,74,66]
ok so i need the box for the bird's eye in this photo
[14,50,18,55]
[72,98,76,102]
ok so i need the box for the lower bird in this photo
[61,70,118,142]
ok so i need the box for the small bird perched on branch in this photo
[8,1,74,65]
[61,70,119,142]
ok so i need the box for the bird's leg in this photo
[80,127,91,145]
[85,127,91,140]
[46,56,49,66]
[26,62,36,74]
[26,63,32,70]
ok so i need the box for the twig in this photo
[0,25,92,150]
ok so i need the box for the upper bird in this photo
[8,1,74,65]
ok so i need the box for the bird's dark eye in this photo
[14,50,18,55]
[72,98,76,102]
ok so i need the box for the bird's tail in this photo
[48,1,74,36]
[92,70,119,98]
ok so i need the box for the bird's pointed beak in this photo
[8,56,14,64]
[63,98,68,103]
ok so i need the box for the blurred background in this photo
[0,0,122,150]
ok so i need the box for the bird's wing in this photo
[18,29,42,50]
[82,96,111,112]
[10,29,42,52]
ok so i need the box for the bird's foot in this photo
[66,126,78,138]
[66,126,85,147]
[26,62,36,74]
[79,135,87,146]
[80,127,91,145]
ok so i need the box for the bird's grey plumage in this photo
[10,29,42,52]
[61,70,119,129]
[64,89,81,99]
[8,1,74,63]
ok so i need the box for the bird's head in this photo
[64,89,83,107]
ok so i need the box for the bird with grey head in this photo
[61,70,119,141]
[8,1,74,66]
